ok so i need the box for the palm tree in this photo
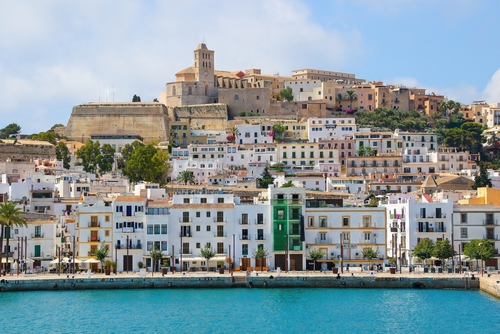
[0,202,27,276]
[177,170,196,185]
[345,90,357,110]
[227,127,240,144]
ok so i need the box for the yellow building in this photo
[458,187,500,205]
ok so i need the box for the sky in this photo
[1,0,500,134]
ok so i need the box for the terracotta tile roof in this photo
[114,196,145,202]
[171,203,234,209]
[147,200,172,208]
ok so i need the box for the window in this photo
[217,242,224,254]
[319,217,327,228]
[182,212,190,222]
[206,212,211,218]
[217,198,224,203]
[342,217,349,227]
[216,212,224,222]
[308,217,314,227]
[200,198,207,204]
[154,224,161,234]
[161,224,167,234]
[147,225,153,234]
[241,214,248,225]
[105,215,110,222]
[363,216,371,228]
[90,216,98,227]
[277,210,284,220]
[147,241,153,251]
[161,241,168,251]
[206,226,211,232]
[364,232,370,241]
[461,213,467,224]
[196,212,200,218]
[217,225,224,237]
[196,243,201,249]
[242,244,248,256]
[183,198,190,204]
[461,228,468,238]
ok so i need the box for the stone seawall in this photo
[0,275,479,292]
[479,275,500,299]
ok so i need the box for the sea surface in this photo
[1,288,499,333]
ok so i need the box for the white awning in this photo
[182,256,227,262]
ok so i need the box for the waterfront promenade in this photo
[2,268,499,298]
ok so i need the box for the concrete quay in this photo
[2,269,496,294]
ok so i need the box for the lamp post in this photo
[479,242,483,277]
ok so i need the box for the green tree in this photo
[345,90,357,110]
[432,239,453,267]
[473,162,492,189]
[0,123,21,139]
[0,202,27,275]
[306,248,324,272]
[252,247,270,272]
[76,139,101,174]
[29,131,57,144]
[121,141,145,161]
[279,86,293,102]
[92,241,109,273]
[356,146,376,156]
[97,143,115,175]
[281,181,294,188]
[122,143,169,184]
[272,123,286,141]
[413,238,435,268]
[362,248,380,268]
[200,244,215,271]
[132,94,141,102]
[256,165,274,188]
[149,248,163,273]
[463,239,495,270]
[227,127,240,144]
[177,170,196,185]
[55,142,71,169]
[50,123,65,130]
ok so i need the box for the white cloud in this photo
[483,68,500,103]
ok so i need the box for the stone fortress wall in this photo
[62,103,170,144]
[0,143,55,161]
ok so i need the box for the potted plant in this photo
[104,260,112,275]
[161,259,169,275]
[332,259,340,274]
[217,261,225,274]
[138,261,146,277]
[110,261,117,274]
[388,257,397,274]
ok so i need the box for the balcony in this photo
[314,238,332,244]
[416,227,446,233]
[255,234,266,241]
[239,219,249,225]
[255,219,266,225]
[214,232,227,238]
[484,234,499,241]
[30,252,47,258]
[1,252,14,257]
[239,234,251,241]
[216,249,227,255]
[213,218,227,223]
[484,219,496,225]
[88,237,101,242]
[88,223,101,228]
[180,249,192,255]
[31,233,44,239]
[116,244,142,250]
[179,218,193,223]
[289,229,301,236]
[179,232,192,238]
[122,227,135,233]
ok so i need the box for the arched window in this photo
[172,86,176,96]
[188,86,192,95]
[234,94,239,100]
[205,85,208,95]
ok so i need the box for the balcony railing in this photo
[213,218,227,223]
[484,219,496,225]
[122,227,135,233]
[179,232,192,238]
[31,233,44,238]
[216,249,227,255]
[314,238,332,244]
[484,234,499,240]
[116,244,142,250]
[179,218,192,223]
[214,232,227,238]
[416,227,446,233]
[88,223,101,228]
[255,219,266,225]
[255,234,266,241]
[180,249,192,255]
[30,252,46,257]
[239,219,249,225]
[88,237,101,242]
[239,234,251,241]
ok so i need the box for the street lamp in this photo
[479,242,483,277]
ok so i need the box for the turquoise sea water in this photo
[1,288,499,334]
